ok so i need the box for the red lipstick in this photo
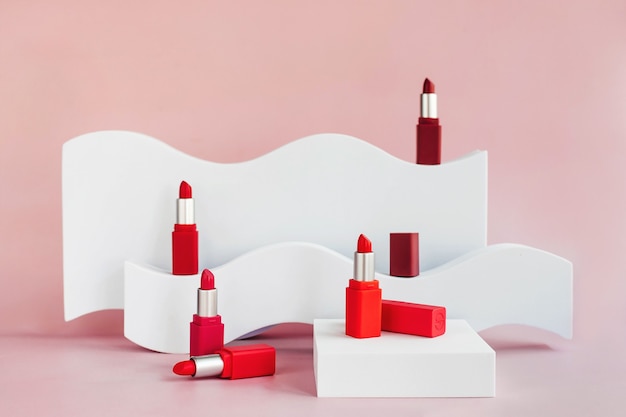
[172,180,198,275]
[173,344,276,379]
[345,234,382,338]
[416,78,442,165]
[189,269,224,356]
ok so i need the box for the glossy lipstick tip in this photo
[179,181,193,199]
[173,360,196,376]
[357,234,372,253]
[200,269,215,290]
[423,78,435,94]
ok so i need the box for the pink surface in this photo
[1,1,626,414]
[1,324,625,416]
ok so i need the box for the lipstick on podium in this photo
[172,180,198,275]
[173,344,276,380]
[416,78,442,165]
[382,300,446,338]
[345,234,382,338]
[189,269,224,357]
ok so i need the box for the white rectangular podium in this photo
[313,319,495,398]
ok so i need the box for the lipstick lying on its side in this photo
[345,234,382,338]
[189,269,224,356]
[416,78,442,165]
[172,181,198,275]
[382,300,446,337]
[173,344,276,380]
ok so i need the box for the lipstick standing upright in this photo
[416,78,442,165]
[172,180,198,275]
[345,234,382,338]
[190,269,224,356]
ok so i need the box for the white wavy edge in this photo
[124,241,572,353]
[63,131,488,321]
[64,130,483,167]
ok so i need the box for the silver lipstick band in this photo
[177,198,194,224]
[421,93,437,118]
[198,289,218,317]
[192,354,224,378]
[354,252,375,282]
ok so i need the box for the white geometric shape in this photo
[123,242,349,353]
[62,131,487,321]
[123,262,197,352]
[124,242,572,353]
[313,319,495,397]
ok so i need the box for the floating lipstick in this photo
[345,234,382,338]
[416,78,442,165]
[173,344,276,379]
[172,180,198,275]
[189,269,224,356]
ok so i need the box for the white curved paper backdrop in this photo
[125,242,572,353]
[63,131,487,321]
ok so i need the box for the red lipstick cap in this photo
[381,300,446,337]
[220,344,276,379]
[389,233,419,277]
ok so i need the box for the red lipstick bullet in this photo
[173,344,276,379]
[189,269,224,356]
[345,234,382,338]
[172,180,198,275]
[416,78,442,165]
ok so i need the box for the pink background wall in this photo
[0,1,625,347]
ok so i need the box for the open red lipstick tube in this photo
[345,234,382,338]
[172,180,198,275]
[190,269,224,356]
[173,344,276,380]
[416,78,442,165]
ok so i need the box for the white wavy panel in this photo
[381,244,573,338]
[124,242,572,353]
[63,131,487,320]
